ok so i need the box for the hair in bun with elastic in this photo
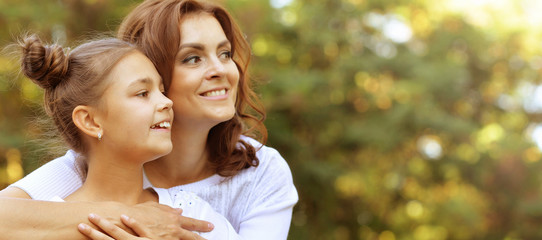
[17,35,138,156]
[19,35,70,90]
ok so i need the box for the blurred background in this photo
[2,0,542,239]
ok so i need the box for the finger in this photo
[179,216,214,232]
[177,229,207,240]
[88,213,135,239]
[77,223,113,240]
[195,233,208,240]
[173,208,183,215]
[121,215,152,238]
[149,201,178,212]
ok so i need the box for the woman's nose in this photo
[205,57,226,80]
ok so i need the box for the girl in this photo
[18,35,237,239]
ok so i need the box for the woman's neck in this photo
[66,150,156,205]
[144,122,215,188]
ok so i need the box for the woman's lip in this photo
[199,88,228,98]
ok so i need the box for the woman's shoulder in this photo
[240,136,287,169]
[9,150,83,200]
[32,150,81,173]
[49,149,79,165]
[184,137,292,190]
[237,136,293,181]
[22,149,79,175]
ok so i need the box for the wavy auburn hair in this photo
[118,0,267,177]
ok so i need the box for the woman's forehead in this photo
[178,13,227,44]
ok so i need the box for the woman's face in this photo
[168,13,239,128]
[97,52,173,161]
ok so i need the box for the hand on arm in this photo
[121,201,213,240]
[78,214,153,240]
[78,213,208,240]
[0,187,213,240]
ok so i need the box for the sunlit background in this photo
[2,0,542,239]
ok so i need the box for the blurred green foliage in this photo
[2,0,542,239]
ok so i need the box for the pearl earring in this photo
[97,132,102,141]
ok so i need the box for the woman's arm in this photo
[0,187,213,240]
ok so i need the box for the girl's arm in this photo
[0,187,213,240]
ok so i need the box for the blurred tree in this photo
[228,0,542,239]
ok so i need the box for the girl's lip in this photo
[150,120,172,129]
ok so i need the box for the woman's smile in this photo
[168,13,239,126]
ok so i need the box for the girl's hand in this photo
[78,213,152,240]
[129,201,213,239]
[78,213,207,240]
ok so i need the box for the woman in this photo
[0,0,297,239]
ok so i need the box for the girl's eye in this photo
[137,91,149,97]
[183,56,201,64]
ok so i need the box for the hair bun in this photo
[20,35,69,89]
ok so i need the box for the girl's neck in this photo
[144,122,215,188]
[65,150,156,205]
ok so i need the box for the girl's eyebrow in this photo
[128,77,152,87]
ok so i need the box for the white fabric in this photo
[10,137,298,240]
[152,188,240,239]
[49,196,64,202]
[50,189,241,239]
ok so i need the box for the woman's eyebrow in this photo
[179,40,231,50]
[217,40,231,49]
[179,43,204,50]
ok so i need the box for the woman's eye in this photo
[220,51,232,59]
[137,91,149,97]
[183,56,201,64]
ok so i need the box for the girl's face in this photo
[168,13,239,128]
[97,52,173,161]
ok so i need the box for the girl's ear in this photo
[72,105,102,139]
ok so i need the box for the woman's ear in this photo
[73,105,102,139]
